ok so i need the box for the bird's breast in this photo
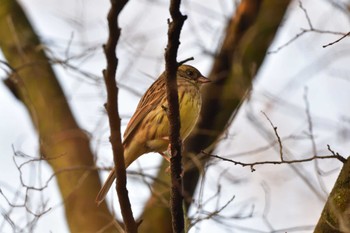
[178,85,201,140]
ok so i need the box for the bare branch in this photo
[164,0,187,232]
[102,0,137,232]
[298,0,313,29]
[323,31,350,48]
[203,150,345,172]
[178,57,194,66]
[261,112,284,161]
[268,1,349,53]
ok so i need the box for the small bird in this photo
[96,64,209,205]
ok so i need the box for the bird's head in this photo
[177,65,210,87]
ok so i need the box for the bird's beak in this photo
[198,76,211,84]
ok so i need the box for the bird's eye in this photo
[186,70,195,77]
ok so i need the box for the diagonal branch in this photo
[1,0,119,232]
[102,0,137,232]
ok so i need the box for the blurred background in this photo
[1,0,350,232]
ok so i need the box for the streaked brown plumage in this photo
[96,65,209,205]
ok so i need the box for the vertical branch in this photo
[102,0,137,232]
[164,0,187,232]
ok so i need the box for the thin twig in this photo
[323,31,350,48]
[327,145,347,163]
[203,151,346,172]
[261,112,284,161]
[298,1,313,29]
[268,1,349,53]
[303,88,317,156]
[178,57,194,65]
[103,0,137,232]
[164,0,187,232]
[303,88,328,195]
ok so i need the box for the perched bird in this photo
[96,64,209,205]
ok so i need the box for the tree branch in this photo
[164,0,187,232]
[204,151,345,172]
[0,0,117,232]
[314,157,350,232]
[102,0,137,232]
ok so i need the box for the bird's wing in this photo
[123,75,166,143]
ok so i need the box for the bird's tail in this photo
[95,147,140,205]
[95,168,116,206]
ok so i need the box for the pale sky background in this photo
[1,0,350,232]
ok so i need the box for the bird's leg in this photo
[159,151,170,162]
[157,138,172,173]
[161,104,169,114]
[157,136,171,161]
[159,142,186,177]
[158,151,171,173]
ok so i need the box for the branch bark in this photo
[314,157,350,232]
[102,0,138,232]
[164,0,187,232]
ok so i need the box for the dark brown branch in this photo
[327,145,347,163]
[178,57,194,66]
[204,151,345,172]
[323,31,350,48]
[164,0,187,232]
[102,0,137,232]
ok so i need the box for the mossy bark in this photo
[138,161,172,233]
[0,1,117,232]
[314,158,350,233]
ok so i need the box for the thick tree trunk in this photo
[138,161,172,233]
[314,158,350,233]
[0,1,117,232]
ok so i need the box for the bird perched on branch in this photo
[96,64,210,205]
